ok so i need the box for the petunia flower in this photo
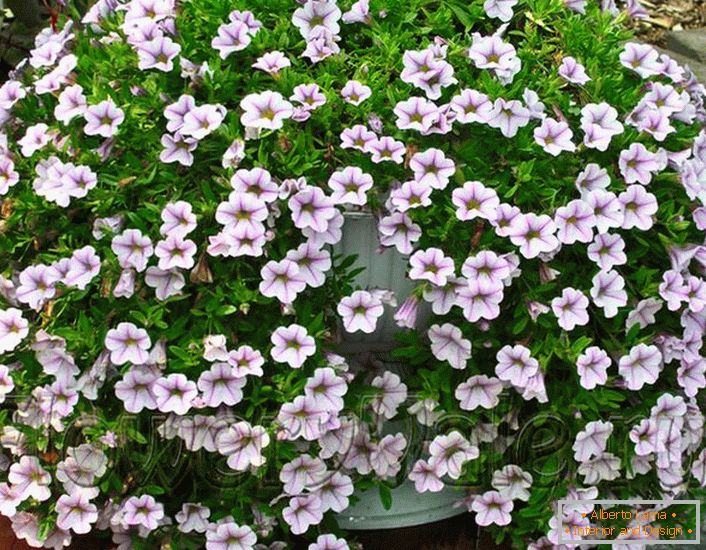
[111,229,153,272]
[508,213,559,259]
[558,56,591,85]
[618,343,662,390]
[341,80,372,105]
[327,166,373,205]
[0,156,19,196]
[554,199,594,244]
[16,264,57,310]
[487,98,530,138]
[489,203,522,237]
[551,287,590,331]
[587,233,627,270]
[240,91,294,130]
[456,279,504,323]
[252,51,291,75]
[180,103,226,140]
[145,267,185,300]
[216,193,268,232]
[591,269,628,318]
[155,235,197,270]
[428,431,479,479]
[339,124,377,151]
[54,84,87,124]
[304,367,348,412]
[136,36,181,71]
[282,494,323,535]
[390,179,433,211]
[367,136,405,164]
[217,421,270,471]
[450,89,493,124]
[8,456,51,502]
[342,0,371,24]
[461,251,511,287]
[153,374,198,415]
[455,375,503,410]
[121,495,165,532]
[83,99,124,138]
[409,148,455,190]
[308,534,350,550]
[259,259,307,304]
[408,459,444,493]
[18,123,52,157]
[409,248,455,286]
[428,323,472,370]
[271,324,316,369]
[576,163,611,195]
[289,187,336,232]
[583,190,623,233]
[619,42,661,78]
[580,102,623,151]
[206,520,257,550]
[159,132,198,166]
[211,20,251,59]
[197,363,247,408]
[618,143,661,185]
[337,291,384,334]
[626,297,663,330]
[278,395,327,441]
[618,185,658,230]
[370,371,407,419]
[495,345,539,387]
[573,420,613,461]
[292,1,342,39]
[56,493,97,534]
[378,211,422,254]
[291,83,327,111]
[105,322,151,366]
[534,118,576,156]
[483,0,518,21]
[423,277,465,315]
[393,96,438,132]
[467,34,516,70]
[175,503,211,534]
[222,138,246,169]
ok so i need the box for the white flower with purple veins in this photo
[18,123,51,157]
[217,421,270,471]
[56,492,97,534]
[644,82,687,115]
[0,365,15,403]
[222,138,246,169]
[337,290,384,334]
[54,84,87,124]
[492,465,533,502]
[83,99,125,138]
[409,148,455,189]
[583,190,623,233]
[409,248,455,286]
[578,452,620,485]
[461,251,511,287]
[580,102,623,151]
[341,80,372,105]
[286,242,332,288]
[327,166,373,205]
[456,278,504,323]
[176,503,211,534]
[626,297,663,330]
[155,235,197,270]
[450,88,493,124]
[620,42,661,78]
[206,520,257,550]
[145,267,186,300]
[216,193,268,232]
[197,363,247,407]
[368,136,406,164]
[495,345,539,388]
[0,483,22,517]
[305,367,348,411]
[111,229,153,272]
[105,322,151,365]
[428,323,472,370]
[587,233,627,270]
[253,51,291,75]
[240,91,294,131]
[65,245,101,289]
[452,180,500,221]
[508,213,559,259]
[423,277,465,315]
[408,459,444,493]
[390,179,433,211]
[487,98,531,138]
[551,287,590,331]
[0,157,19,196]
[16,264,57,310]
[685,276,706,313]
[164,95,196,133]
[271,324,316,369]
[259,259,306,304]
[308,534,350,550]
[429,431,479,479]
[122,495,165,532]
[0,80,26,110]
[291,83,327,113]
[483,0,518,21]
[289,187,336,232]
[340,124,377,151]
[558,56,591,85]
[283,493,323,535]
[160,201,197,238]
[280,454,326,495]
[591,269,627,318]
[658,270,688,311]
[619,185,658,230]
[278,395,326,441]
[576,163,610,194]
[64,164,98,200]
[619,343,662,390]
[211,20,251,59]
[456,375,503,410]
[393,96,438,132]
[181,103,226,140]
[227,345,265,377]
[231,169,279,204]
[371,371,407,419]
[378,212,422,254]
[160,133,198,166]
[534,118,575,156]
[153,374,198,415]
[573,420,613,462]
[554,199,594,244]
[292,0,342,39]
[137,36,181,71]
[467,34,516,70]
[576,346,611,389]
[618,143,661,185]
[635,109,676,142]
[8,456,51,502]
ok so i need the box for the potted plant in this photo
[0,0,704,549]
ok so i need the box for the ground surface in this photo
[632,0,706,46]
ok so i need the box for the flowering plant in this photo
[0,0,705,548]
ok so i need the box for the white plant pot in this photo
[334,211,430,353]
[337,479,466,530]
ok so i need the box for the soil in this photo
[630,0,706,46]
